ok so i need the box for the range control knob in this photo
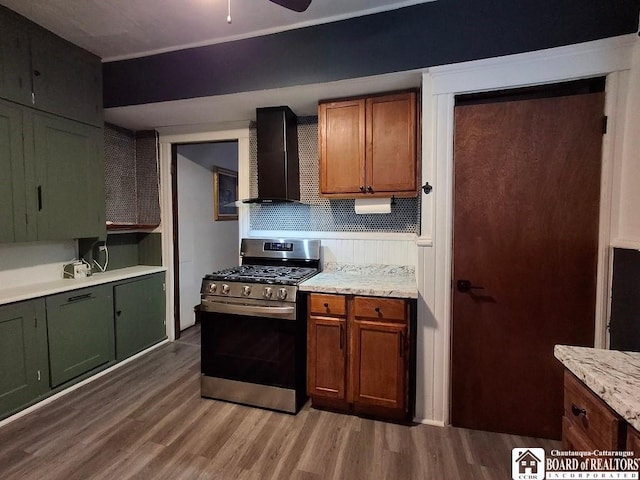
[221,284,230,295]
[208,283,217,293]
[277,288,288,300]
[242,285,252,296]
[263,287,273,299]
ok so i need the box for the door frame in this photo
[416,34,637,425]
[157,126,250,341]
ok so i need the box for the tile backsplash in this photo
[248,117,420,234]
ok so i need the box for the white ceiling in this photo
[0,0,431,130]
[0,0,435,61]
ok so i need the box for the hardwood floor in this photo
[0,323,558,479]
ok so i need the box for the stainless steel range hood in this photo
[242,106,300,204]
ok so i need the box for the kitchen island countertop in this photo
[300,263,418,299]
[554,345,640,431]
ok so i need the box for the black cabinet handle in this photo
[68,293,92,303]
[366,186,373,193]
[33,70,41,77]
[457,279,484,293]
[359,186,365,192]
[116,310,122,317]
[571,405,587,417]
[37,186,42,211]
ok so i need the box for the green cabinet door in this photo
[0,299,49,420]
[0,9,32,106]
[0,99,27,243]
[114,273,167,361]
[46,284,114,388]
[32,112,106,241]
[29,27,103,127]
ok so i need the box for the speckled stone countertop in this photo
[554,345,640,431]
[299,263,418,299]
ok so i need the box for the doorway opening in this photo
[171,141,239,338]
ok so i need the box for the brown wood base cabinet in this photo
[562,370,629,452]
[307,293,414,422]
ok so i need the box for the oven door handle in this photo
[201,299,296,319]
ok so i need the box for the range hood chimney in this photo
[243,106,300,204]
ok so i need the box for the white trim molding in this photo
[415,34,636,426]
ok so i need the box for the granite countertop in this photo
[554,345,640,431]
[0,265,167,306]
[299,263,418,299]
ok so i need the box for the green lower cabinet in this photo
[0,299,49,419]
[46,284,114,388]
[114,273,166,361]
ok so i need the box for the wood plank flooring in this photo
[0,324,559,479]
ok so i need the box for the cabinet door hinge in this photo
[37,370,41,381]
[602,115,608,134]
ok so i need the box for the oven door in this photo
[200,298,301,389]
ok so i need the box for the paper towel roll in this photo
[354,197,392,214]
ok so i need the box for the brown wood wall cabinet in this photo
[562,371,630,451]
[318,90,419,198]
[307,293,414,422]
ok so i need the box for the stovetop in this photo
[204,264,319,286]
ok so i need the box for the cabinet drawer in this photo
[563,371,623,450]
[309,294,347,317]
[353,297,406,323]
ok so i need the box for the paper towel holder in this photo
[422,182,433,195]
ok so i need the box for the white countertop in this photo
[300,263,418,299]
[554,345,640,431]
[0,265,167,306]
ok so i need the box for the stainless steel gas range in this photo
[200,238,321,414]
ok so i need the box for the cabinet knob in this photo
[366,186,373,193]
[359,186,365,192]
[571,404,586,417]
[116,310,122,316]
[33,70,41,77]
[324,302,329,308]
[374,307,381,313]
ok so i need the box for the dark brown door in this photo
[451,89,604,439]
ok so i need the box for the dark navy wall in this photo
[103,0,640,108]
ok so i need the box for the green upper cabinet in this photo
[0,99,27,243]
[46,284,114,388]
[0,298,49,420]
[0,6,103,127]
[31,112,106,241]
[114,273,167,361]
[0,9,32,106]
[30,28,103,127]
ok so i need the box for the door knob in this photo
[457,280,484,293]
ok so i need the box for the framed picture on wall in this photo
[213,167,238,221]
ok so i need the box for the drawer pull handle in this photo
[68,293,92,303]
[571,405,587,417]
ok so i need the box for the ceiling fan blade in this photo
[268,0,312,13]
